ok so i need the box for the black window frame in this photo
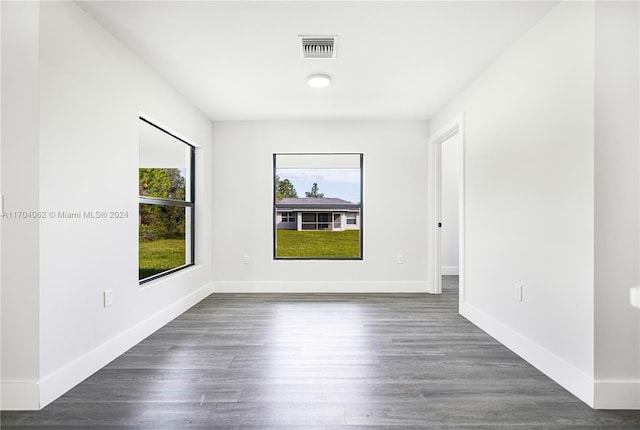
[273,152,364,260]
[139,117,196,284]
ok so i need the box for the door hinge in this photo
[438,222,442,228]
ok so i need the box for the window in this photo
[139,117,195,283]
[273,153,363,259]
[279,212,295,223]
[301,212,333,230]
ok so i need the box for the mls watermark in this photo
[2,210,130,220]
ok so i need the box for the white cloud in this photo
[279,168,360,184]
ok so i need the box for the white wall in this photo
[1,0,41,410]
[441,133,459,275]
[593,0,640,409]
[430,1,597,406]
[2,1,214,410]
[212,121,429,293]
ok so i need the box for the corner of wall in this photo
[593,0,640,410]
[38,281,213,409]
[460,302,595,408]
[0,382,40,411]
[1,0,41,411]
[594,381,640,410]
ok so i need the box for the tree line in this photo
[275,175,324,201]
[139,168,186,242]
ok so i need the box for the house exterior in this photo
[275,198,360,231]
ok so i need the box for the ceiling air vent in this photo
[299,36,337,59]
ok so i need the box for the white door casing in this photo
[427,114,465,302]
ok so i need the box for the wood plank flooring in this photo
[3,276,640,428]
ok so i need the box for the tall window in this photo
[139,118,195,283]
[273,153,363,260]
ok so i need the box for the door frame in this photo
[332,212,341,230]
[427,113,465,301]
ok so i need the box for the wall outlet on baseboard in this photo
[242,255,250,265]
[514,284,523,302]
[396,254,404,264]
[103,289,113,308]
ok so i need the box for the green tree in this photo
[275,175,298,202]
[164,168,186,200]
[139,168,187,241]
[139,168,171,197]
[305,182,324,198]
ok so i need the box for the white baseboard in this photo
[213,281,431,293]
[459,301,595,408]
[0,381,40,411]
[441,266,459,276]
[36,282,213,410]
[594,380,640,409]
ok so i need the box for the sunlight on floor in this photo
[264,301,375,408]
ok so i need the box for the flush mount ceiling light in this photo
[307,74,331,88]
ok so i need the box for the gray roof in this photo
[276,197,360,210]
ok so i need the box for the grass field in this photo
[139,238,186,279]
[276,229,360,258]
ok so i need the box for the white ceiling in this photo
[77,1,558,121]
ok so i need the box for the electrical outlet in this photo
[242,255,250,264]
[103,289,113,308]
[514,284,523,302]
[396,254,404,264]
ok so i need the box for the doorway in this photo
[440,134,460,277]
[427,114,465,302]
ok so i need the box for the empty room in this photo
[2,0,640,428]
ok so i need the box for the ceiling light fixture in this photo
[307,74,331,88]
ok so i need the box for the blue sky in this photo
[276,168,361,204]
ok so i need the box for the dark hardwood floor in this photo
[2,276,640,429]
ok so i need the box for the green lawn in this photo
[276,229,360,258]
[139,238,186,279]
